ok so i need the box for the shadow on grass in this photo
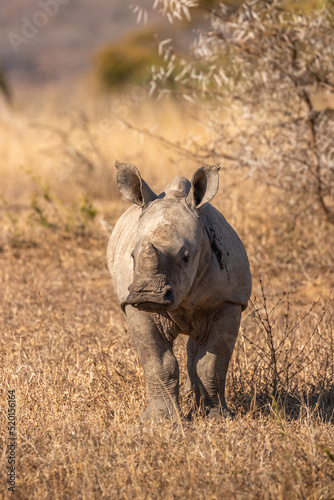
[231,385,334,423]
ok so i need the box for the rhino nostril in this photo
[163,288,174,303]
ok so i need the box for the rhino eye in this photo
[182,251,190,264]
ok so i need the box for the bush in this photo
[0,64,11,101]
[143,0,334,226]
[95,30,162,91]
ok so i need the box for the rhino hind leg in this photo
[193,302,242,419]
[124,305,180,422]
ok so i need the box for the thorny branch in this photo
[134,0,334,225]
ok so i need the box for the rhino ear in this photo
[115,161,157,206]
[186,164,220,209]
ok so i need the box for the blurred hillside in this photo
[0,0,162,89]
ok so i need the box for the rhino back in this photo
[107,205,140,306]
[194,204,252,310]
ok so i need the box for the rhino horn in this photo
[138,243,160,274]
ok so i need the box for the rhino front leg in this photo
[194,302,242,418]
[124,305,180,422]
[185,336,199,394]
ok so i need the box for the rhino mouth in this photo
[128,301,173,312]
[126,283,175,312]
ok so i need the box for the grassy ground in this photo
[0,91,333,499]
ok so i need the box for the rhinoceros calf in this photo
[107,162,252,420]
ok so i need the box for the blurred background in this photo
[0,1,332,93]
[0,0,152,89]
[0,0,193,95]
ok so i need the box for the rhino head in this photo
[116,161,220,312]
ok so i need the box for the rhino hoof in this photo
[206,406,234,420]
[186,405,234,421]
[139,406,180,423]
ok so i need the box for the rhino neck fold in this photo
[166,309,191,335]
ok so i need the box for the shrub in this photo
[138,0,334,226]
[94,30,163,90]
[0,64,11,102]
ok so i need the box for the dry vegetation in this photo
[0,90,334,499]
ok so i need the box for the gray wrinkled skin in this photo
[107,162,252,421]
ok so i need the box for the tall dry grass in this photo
[0,88,333,499]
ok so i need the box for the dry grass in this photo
[0,90,334,499]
